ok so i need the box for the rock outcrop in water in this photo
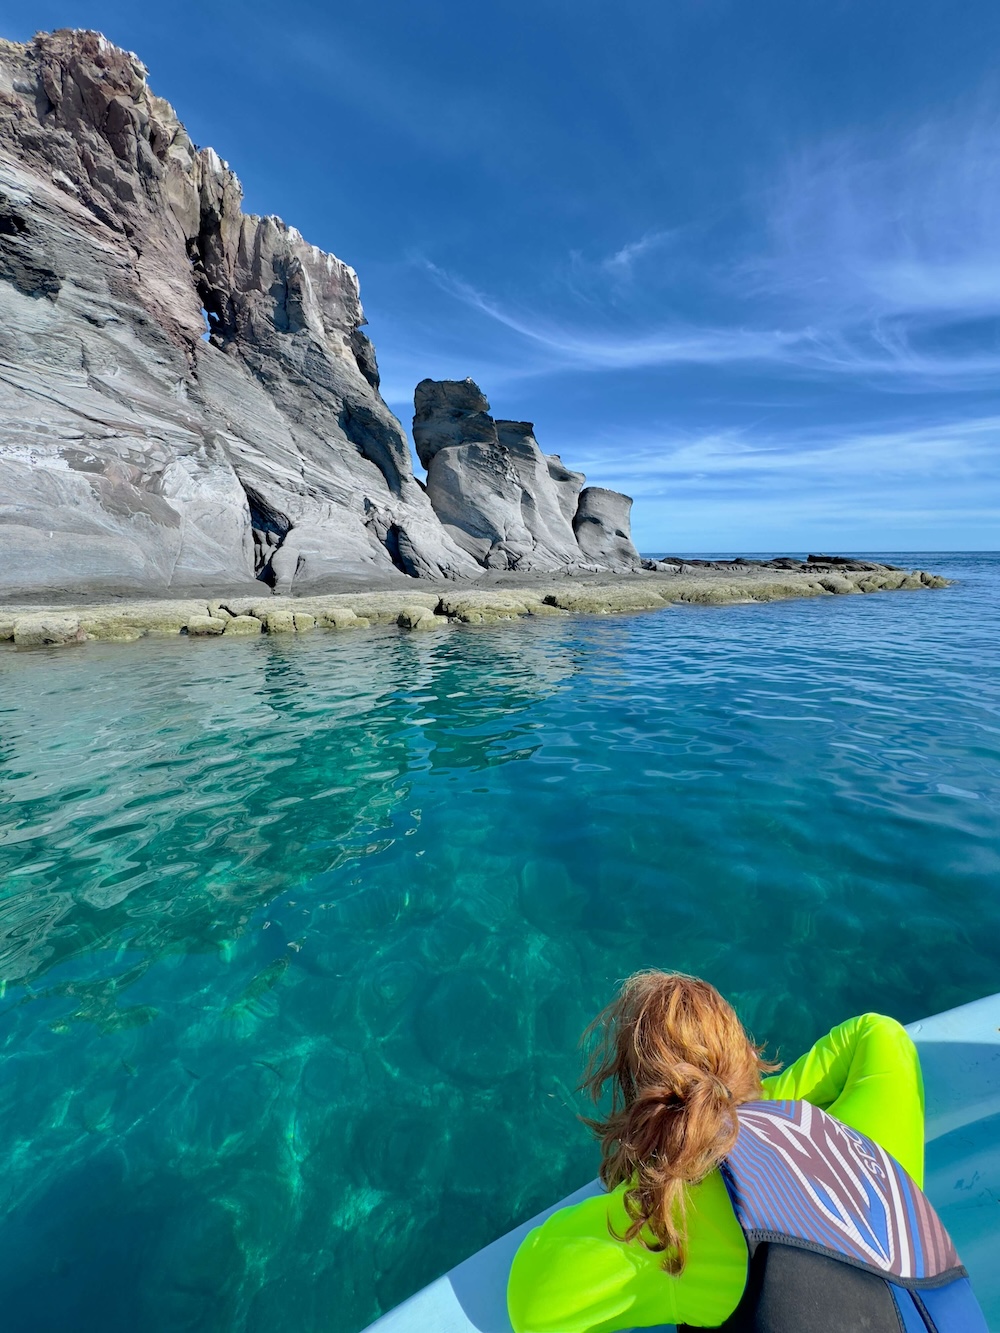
[0,561,951,649]
[413,377,640,572]
[0,30,638,597]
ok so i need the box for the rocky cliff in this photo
[0,30,640,597]
[413,377,640,572]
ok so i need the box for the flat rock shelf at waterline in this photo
[0,562,950,650]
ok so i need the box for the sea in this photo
[0,552,997,1332]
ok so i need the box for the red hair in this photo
[581,971,778,1273]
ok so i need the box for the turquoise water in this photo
[1,554,998,1332]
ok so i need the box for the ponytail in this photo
[581,972,778,1273]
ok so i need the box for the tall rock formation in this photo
[0,29,476,596]
[0,31,641,596]
[573,487,641,568]
[413,378,640,571]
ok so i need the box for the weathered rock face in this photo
[415,378,637,572]
[573,487,642,569]
[412,378,497,468]
[0,31,641,596]
[0,30,477,596]
[496,421,586,563]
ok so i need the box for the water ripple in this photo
[0,554,997,1331]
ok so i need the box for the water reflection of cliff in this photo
[0,624,576,997]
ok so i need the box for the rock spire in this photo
[413,377,639,571]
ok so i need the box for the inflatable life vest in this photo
[691,1100,988,1333]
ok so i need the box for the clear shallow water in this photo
[0,553,998,1333]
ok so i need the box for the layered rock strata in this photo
[413,378,640,572]
[0,31,643,598]
[0,562,950,648]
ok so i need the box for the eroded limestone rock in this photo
[414,378,637,572]
[413,378,497,467]
[436,591,537,623]
[314,608,369,630]
[397,606,444,630]
[572,488,641,570]
[258,610,297,633]
[186,616,226,635]
[12,612,85,647]
[543,586,666,614]
[496,421,585,566]
[79,600,209,637]
[0,562,950,650]
[223,615,263,635]
[818,576,862,595]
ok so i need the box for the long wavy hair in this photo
[581,970,778,1274]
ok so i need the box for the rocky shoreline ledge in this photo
[0,558,950,649]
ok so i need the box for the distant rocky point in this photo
[0,29,639,598]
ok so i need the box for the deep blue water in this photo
[1,554,998,1332]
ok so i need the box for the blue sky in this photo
[5,0,1000,551]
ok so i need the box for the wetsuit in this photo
[506,1013,972,1332]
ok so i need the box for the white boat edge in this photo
[364,992,1000,1333]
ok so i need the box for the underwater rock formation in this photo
[0,30,641,597]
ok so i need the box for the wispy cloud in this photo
[746,113,1000,314]
[417,109,1000,389]
[420,257,805,369]
[601,229,678,276]
[573,413,999,493]
[569,413,1000,550]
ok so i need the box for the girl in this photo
[507,971,985,1333]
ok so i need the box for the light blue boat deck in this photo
[365,992,1000,1333]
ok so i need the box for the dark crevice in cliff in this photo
[186,235,235,349]
[382,522,406,575]
[363,500,421,578]
[0,194,63,300]
[384,522,423,577]
[349,327,380,389]
[241,483,292,586]
[339,401,404,497]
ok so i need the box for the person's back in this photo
[506,971,987,1333]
